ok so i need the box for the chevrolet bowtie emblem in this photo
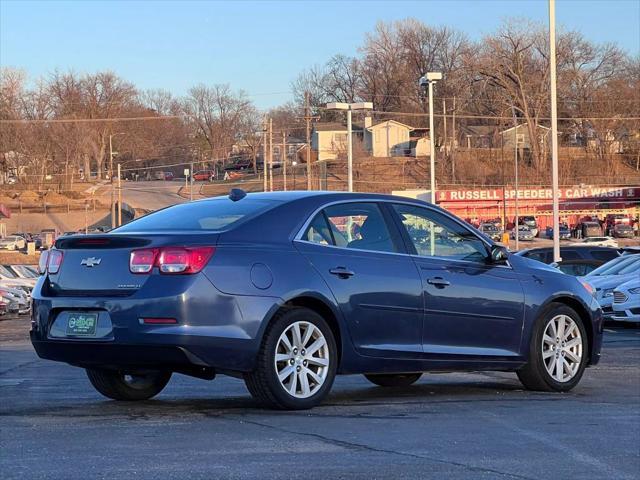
[81,257,102,267]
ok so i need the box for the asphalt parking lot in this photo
[1,316,638,480]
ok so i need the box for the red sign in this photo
[437,186,640,203]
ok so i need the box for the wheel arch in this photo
[262,292,348,369]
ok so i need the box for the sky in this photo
[1,0,639,109]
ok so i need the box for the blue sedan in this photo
[31,191,603,409]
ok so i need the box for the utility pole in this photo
[451,96,456,181]
[268,118,273,191]
[262,117,268,192]
[305,91,312,190]
[347,108,353,192]
[117,163,122,227]
[442,98,447,161]
[549,0,561,262]
[109,135,115,229]
[282,131,287,191]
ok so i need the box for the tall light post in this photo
[326,102,374,192]
[511,106,520,251]
[292,161,297,189]
[549,0,561,262]
[419,72,442,204]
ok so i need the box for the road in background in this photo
[1,317,638,480]
[116,180,188,212]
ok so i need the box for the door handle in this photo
[427,277,450,288]
[329,267,355,278]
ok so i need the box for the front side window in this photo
[393,204,487,262]
[303,203,397,253]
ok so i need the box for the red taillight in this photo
[47,250,64,274]
[129,246,214,275]
[140,317,178,324]
[38,250,50,274]
[130,249,158,274]
[157,247,215,274]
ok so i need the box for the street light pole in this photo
[511,106,520,252]
[428,79,436,204]
[326,102,373,193]
[419,72,442,204]
[549,0,561,262]
[292,161,297,189]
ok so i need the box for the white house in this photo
[364,119,414,157]
[311,123,363,162]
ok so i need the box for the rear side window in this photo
[303,202,397,253]
[525,251,549,263]
[303,213,333,245]
[115,198,276,232]
[560,250,580,260]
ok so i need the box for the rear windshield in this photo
[114,198,276,232]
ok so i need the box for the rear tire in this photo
[244,307,337,410]
[517,303,588,392]
[86,368,171,401]
[364,373,422,387]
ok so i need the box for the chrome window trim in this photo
[293,198,513,269]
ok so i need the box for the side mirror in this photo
[489,245,509,264]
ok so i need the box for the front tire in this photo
[364,373,422,387]
[517,304,588,392]
[244,307,337,410]
[86,368,171,401]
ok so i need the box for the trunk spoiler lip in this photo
[55,232,220,250]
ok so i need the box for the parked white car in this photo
[0,265,37,292]
[0,285,30,315]
[0,235,26,251]
[570,236,619,248]
[612,279,640,323]
[2,264,39,279]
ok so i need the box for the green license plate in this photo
[66,313,98,336]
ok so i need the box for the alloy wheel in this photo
[541,314,583,382]
[274,321,330,398]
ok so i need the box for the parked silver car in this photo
[580,256,640,320]
[510,225,534,241]
[612,279,640,323]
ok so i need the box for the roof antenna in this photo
[229,188,247,202]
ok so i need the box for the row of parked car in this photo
[516,246,639,323]
[0,230,60,251]
[0,264,37,316]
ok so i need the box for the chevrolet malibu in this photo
[31,191,603,409]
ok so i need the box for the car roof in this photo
[196,190,433,205]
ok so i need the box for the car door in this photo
[294,201,424,358]
[389,203,525,358]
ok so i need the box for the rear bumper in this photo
[30,274,280,373]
